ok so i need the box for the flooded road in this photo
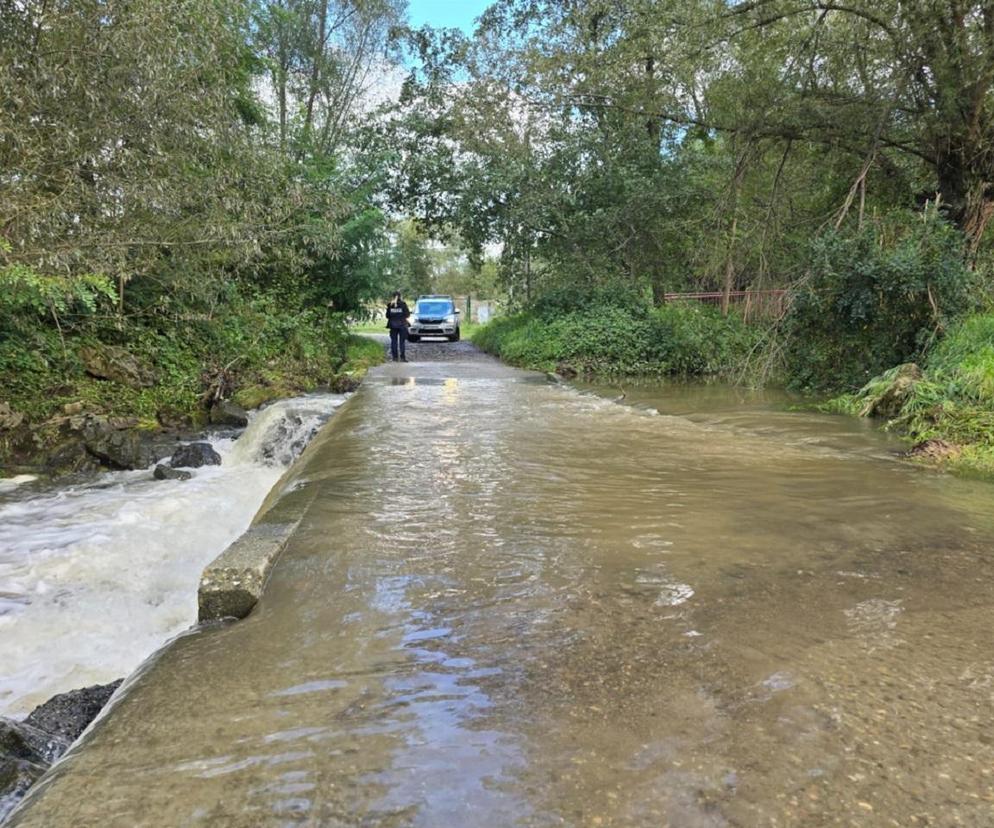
[10,350,994,826]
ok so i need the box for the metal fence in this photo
[662,290,789,322]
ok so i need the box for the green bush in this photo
[0,280,374,431]
[782,210,980,391]
[473,294,759,377]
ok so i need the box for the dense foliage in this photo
[474,288,759,377]
[390,1,994,303]
[780,210,980,391]
[0,0,401,442]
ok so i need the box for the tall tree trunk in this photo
[721,213,738,316]
[302,0,329,148]
[936,156,994,254]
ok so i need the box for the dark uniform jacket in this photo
[385,301,410,330]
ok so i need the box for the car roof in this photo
[417,294,453,300]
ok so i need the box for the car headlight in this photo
[445,314,456,323]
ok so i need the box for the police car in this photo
[407,295,461,342]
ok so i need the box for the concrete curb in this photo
[197,520,300,621]
[194,381,370,623]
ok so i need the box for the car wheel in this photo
[408,334,421,342]
[448,329,460,342]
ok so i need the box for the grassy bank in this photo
[0,299,384,472]
[824,312,994,476]
[472,297,760,379]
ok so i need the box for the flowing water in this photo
[8,356,994,826]
[0,393,347,719]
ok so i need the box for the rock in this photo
[77,415,165,470]
[79,344,155,388]
[153,464,192,481]
[907,438,961,461]
[259,413,309,466]
[209,400,249,428]
[0,680,121,821]
[24,680,122,746]
[555,362,578,380]
[0,403,25,431]
[0,720,50,823]
[43,438,102,475]
[156,406,203,432]
[329,374,361,394]
[233,384,281,411]
[0,720,60,766]
[62,402,85,416]
[169,442,221,469]
[858,363,922,419]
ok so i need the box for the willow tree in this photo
[722,1,994,250]
[252,0,405,158]
[0,0,288,312]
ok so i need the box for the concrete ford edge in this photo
[408,295,461,342]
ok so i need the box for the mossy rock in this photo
[232,385,282,411]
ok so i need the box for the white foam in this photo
[0,475,38,493]
[0,394,345,718]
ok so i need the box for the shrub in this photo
[782,210,979,391]
[473,292,759,377]
[823,311,994,476]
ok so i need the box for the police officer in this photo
[385,290,411,362]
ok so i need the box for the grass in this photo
[824,311,994,478]
[471,303,760,378]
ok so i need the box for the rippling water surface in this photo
[0,394,346,718]
[9,360,994,826]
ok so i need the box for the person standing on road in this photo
[385,291,411,362]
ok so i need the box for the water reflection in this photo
[10,371,994,827]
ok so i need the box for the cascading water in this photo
[0,393,347,719]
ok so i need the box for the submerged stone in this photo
[0,680,121,820]
[24,681,122,747]
[153,464,192,481]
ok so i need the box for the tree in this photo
[721,1,994,251]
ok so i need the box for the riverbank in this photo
[822,312,994,478]
[471,297,761,379]
[0,323,383,478]
[472,295,994,480]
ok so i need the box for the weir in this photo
[0,393,348,721]
[8,352,994,826]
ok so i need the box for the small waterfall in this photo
[227,395,340,468]
[0,392,347,719]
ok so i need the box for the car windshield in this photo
[416,301,453,316]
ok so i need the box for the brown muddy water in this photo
[9,359,994,827]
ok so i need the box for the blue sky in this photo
[406,0,492,33]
